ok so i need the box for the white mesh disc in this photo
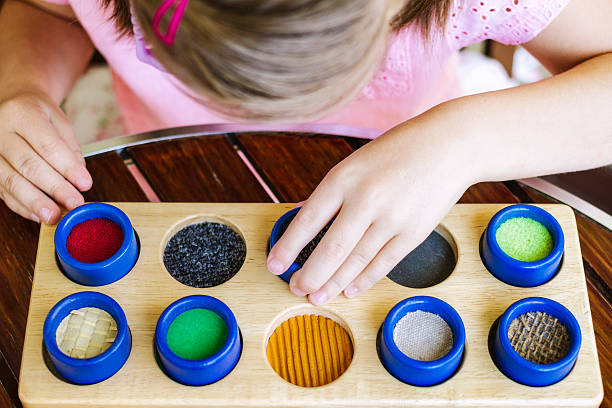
[393,310,454,361]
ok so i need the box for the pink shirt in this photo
[48,0,567,135]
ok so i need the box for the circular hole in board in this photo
[42,342,81,385]
[386,226,458,289]
[161,216,246,288]
[264,305,354,387]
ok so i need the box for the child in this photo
[0,0,610,305]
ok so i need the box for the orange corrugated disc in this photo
[266,314,353,387]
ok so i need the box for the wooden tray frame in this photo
[19,203,603,407]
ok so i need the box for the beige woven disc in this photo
[56,307,118,359]
[508,311,570,365]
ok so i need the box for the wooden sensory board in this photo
[19,203,603,408]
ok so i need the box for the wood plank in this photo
[543,166,612,215]
[128,136,271,202]
[237,134,518,206]
[520,184,612,296]
[458,182,520,203]
[235,133,354,202]
[0,380,16,408]
[586,279,612,408]
[0,347,19,408]
[0,201,38,390]
[83,152,148,202]
[577,219,612,297]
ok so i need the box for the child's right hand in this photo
[0,91,92,223]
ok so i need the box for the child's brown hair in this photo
[104,0,453,121]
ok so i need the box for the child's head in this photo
[108,0,452,121]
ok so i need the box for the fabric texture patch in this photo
[508,311,569,364]
[393,310,454,361]
[166,308,228,360]
[66,218,124,263]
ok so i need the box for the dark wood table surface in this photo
[0,131,609,408]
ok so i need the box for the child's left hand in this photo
[267,106,477,305]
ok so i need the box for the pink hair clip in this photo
[152,0,189,46]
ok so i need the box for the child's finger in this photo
[13,110,92,192]
[267,188,342,276]
[343,234,411,298]
[47,104,85,164]
[1,191,40,223]
[2,134,84,210]
[0,157,61,223]
[289,205,370,297]
[307,223,390,306]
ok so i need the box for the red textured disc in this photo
[66,218,124,263]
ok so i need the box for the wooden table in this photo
[0,127,609,407]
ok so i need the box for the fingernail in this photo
[75,172,91,191]
[310,291,328,306]
[29,213,40,223]
[267,258,284,275]
[40,208,52,223]
[290,283,306,297]
[344,285,359,298]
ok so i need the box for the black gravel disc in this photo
[164,222,246,288]
[387,231,456,288]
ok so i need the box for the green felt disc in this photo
[495,217,554,262]
[166,308,228,360]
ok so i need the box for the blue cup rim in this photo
[54,203,134,271]
[43,291,130,366]
[382,296,466,370]
[155,295,239,368]
[486,204,564,270]
[497,297,581,372]
[269,207,302,272]
[269,207,335,282]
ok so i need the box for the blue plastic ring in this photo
[155,295,242,386]
[493,297,581,386]
[481,204,564,287]
[55,203,139,286]
[379,296,465,386]
[269,207,301,282]
[43,291,131,385]
[269,207,335,283]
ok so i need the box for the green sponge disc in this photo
[166,308,228,360]
[495,217,554,262]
